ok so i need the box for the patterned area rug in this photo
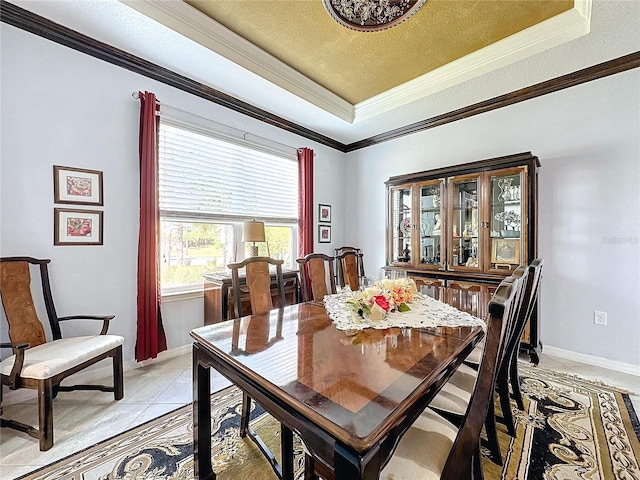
[18,365,640,480]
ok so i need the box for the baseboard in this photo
[543,345,640,377]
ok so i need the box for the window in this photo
[158,119,298,294]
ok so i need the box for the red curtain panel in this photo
[136,91,167,361]
[298,147,314,300]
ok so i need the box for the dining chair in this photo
[496,258,544,425]
[426,267,529,465]
[305,274,521,480]
[334,247,364,291]
[226,256,292,479]
[0,257,124,451]
[296,253,336,302]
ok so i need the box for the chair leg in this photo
[113,346,124,400]
[473,447,484,480]
[484,395,502,466]
[497,369,516,437]
[281,424,294,480]
[304,453,319,480]
[240,392,251,438]
[510,354,525,411]
[38,379,54,451]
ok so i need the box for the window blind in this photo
[158,121,298,222]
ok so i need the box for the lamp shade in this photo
[241,220,265,243]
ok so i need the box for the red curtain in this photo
[136,91,167,361]
[297,147,314,257]
[298,148,314,300]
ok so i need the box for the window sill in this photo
[161,289,204,303]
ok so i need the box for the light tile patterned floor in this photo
[1,348,638,479]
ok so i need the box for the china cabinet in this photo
[385,152,540,360]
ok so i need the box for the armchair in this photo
[0,257,124,450]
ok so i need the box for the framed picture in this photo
[318,225,331,243]
[491,238,520,265]
[54,208,103,246]
[318,204,332,223]
[54,165,103,206]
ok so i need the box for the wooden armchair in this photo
[0,257,124,451]
[297,253,336,302]
[334,246,364,291]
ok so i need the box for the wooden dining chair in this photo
[334,247,364,291]
[0,257,124,451]
[305,275,521,480]
[296,253,336,302]
[226,256,291,479]
[426,267,529,465]
[496,258,544,429]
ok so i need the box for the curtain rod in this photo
[132,91,300,157]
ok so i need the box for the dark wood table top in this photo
[191,299,483,460]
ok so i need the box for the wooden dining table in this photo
[190,288,485,480]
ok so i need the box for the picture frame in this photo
[491,238,520,265]
[54,208,103,246]
[54,165,103,206]
[318,204,332,223]
[318,225,331,243]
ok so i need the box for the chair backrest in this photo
[227,256,286,319]
[0,257,61,346]
[441,273,523,479]
[501,259,543,372]
[335,248,364,290]
[296,253,336,302]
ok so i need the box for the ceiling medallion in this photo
[323,0,427,32]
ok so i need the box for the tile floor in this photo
[1,348,638,479]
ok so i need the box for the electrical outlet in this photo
[594,310,607,326]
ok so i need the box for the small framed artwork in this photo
[491,238,520,265]
[54,208,103,246]
[318,225,331,243]
[318,204,332,223]
[54,165,103,206]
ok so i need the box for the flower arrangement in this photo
[346,277,421,322]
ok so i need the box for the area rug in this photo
[18,365,640,480]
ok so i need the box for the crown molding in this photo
[0,0,346,151]
[120,0,355,123]
[354,0,592,121]
[1,1,637,154]
[123,0,592,124]
[346,51,640,152]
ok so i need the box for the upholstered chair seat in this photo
[0,335,124,380]
[380,408,458,480]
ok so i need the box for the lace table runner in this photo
[323,291,486,331]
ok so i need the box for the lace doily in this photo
[323,290,486,331]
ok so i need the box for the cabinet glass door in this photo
[418,180,445,269]
[389,184,413,266]
[487,167,526,272]
[448,175,481,271]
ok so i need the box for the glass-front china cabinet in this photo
[386,152,540,361]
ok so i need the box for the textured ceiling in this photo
[185,0,572,104]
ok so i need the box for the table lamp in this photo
[242,220,265,257]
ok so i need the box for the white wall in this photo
[0,23,346,362]
[345,70,640,367]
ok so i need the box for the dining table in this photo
[190,286,487,480]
